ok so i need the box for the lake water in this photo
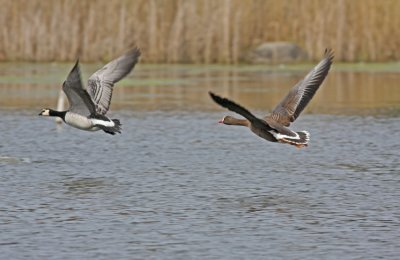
[0,63,399,259]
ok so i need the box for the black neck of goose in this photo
[50,109,67,120]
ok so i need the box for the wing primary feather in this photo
[209,92,259,122]
[267,49,334,126]
[87,47,141,115]
[292,48,334,120]
[62,60,96,115]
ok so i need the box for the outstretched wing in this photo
[87,47,141,115]
[62,60,96,116]
[267,49,334,126]
[209,92,259,122]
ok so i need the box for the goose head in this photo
[219,116,249,126]
[38,108,51,116]
[219,115,233,124]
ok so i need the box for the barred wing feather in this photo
[267,49,334,126]
[87,48,141,115]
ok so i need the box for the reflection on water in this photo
[63,177,117,195]
[0,64,400,259]
[0,63,399,115]
[0,156,31,164]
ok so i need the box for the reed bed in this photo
[0,0,399,63]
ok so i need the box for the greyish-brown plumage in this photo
[209,49,334,148]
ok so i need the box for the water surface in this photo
[0,64,399,259]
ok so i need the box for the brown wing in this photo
[209,92,259,122]
[209,92,274,131]
[87,47,141,115]
[266,49,334,126]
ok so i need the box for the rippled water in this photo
[0,64,400,259]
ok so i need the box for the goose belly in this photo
[64,113,100,131]
[250,126,277,142]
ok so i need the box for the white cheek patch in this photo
[90,119,114,127]
[42,110,50,116]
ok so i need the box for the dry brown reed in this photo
[1,0,399,63]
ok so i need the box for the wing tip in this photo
[208,91,222,104]
[126,46,142,60]
[67,59,81,79]
[72,59,80,70]
[209,91,235,109]
[324,48,335,62]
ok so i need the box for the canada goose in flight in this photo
[209,49,334,148]
[39,48,141,135]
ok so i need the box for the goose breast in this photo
[65,112,99,131]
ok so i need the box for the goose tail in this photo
[97,119,122,135]
[109,119,122,135]
[281,131,310,148]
